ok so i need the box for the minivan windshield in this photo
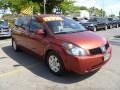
[46,17,86,34]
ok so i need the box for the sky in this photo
[0,8,12,18]
[74,0,120,16]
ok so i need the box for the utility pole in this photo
[102,0,104,17]
[44,0,46,14]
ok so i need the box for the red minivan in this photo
[12,14,112,75]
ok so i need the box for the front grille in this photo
[89,47,102,55]
[3,30,9,32]
[92,62,103,69]
[3,28,9,29]
[89,43,109,55]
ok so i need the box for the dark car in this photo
[12,15,112,75]
[107,18,119,28]
[116,19,120,26]
[97,18,112,29]
[79,18,107,32]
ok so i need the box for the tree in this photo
[109,14,115,17]
[1,0,40,14]
[1,0,80,15]
[29,0,64,14]
[79,6,88,10]
[0,0,11,14]
[60,0,79,15]
[88,7,106,17]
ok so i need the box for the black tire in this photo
[12,38,19,51]
[104,25,107,30]
[46,51,65,75]
[109,25,112,29]
[93,27,97,32]
[116,24,118,28]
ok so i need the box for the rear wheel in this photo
[116,24,118,28]
[12,39,19,51]
[93,27,97,32]
[109,25,112,29]
[46,51,65,75]
[104,25,107,30]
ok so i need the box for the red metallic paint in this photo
[56,31,107,50]
[12,14,112,74]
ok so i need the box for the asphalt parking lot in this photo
[0,28,120,90]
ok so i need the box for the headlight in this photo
[89,24,94,26]
[62,42,87,56]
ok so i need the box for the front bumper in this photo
[87,26,95,31]
[63,46,112,74]
[83,25,94,31]
[0,30,11,37]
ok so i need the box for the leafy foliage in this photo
[29,0,64,13]
[109,14,115,17]
[60,0,80,15]
[0,0,11,14]
[88,7,106,17]
[0,0,106,17]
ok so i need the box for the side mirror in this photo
[35,29,45,35]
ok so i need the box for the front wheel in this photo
[47,51,65,75]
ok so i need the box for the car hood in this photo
[87,21,97,24]
[56,31,107,49]
[81,22,97,26]
[0,25,9,28]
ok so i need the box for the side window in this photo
[29,18,43,32]
[15,18,23,27]
[15,17,31,31]
[97,18,101,22]
[22,17,31,30]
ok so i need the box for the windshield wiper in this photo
[55,30,87,34]
[55,32,69,34]
[70,30,87,33]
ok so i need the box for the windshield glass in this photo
[0,21,8,26]
[89,18,97,22]
[46,17,86,34]
[108,18,113,21]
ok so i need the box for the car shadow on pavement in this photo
[2,45,99,84]
[0,37,11,40]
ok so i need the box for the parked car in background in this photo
[79,18,88,23]
[79,18,107,32]
[107,17,119,28]
[0,20,11,38]
[96,18,112,29]
[12,15,112,75]
[116,19,120,26]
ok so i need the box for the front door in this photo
[27,18,49,56]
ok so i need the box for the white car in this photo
[0,20,11,37]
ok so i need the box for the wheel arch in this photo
[44,46,68,69]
